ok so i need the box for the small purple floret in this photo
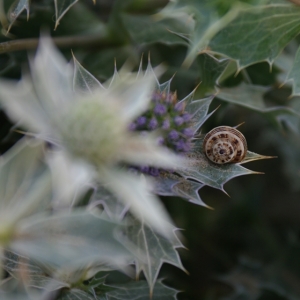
[168,130,179,140]
[182,128,194,138]
[175,102,184,111]
[154,103,167,115]
[176,139,191,152]
[174,116,184,126]
[137,116,147,127]
[149,168,160,177]
[140,166,150,173]
[148,118,158,130]
[182,112,192,122]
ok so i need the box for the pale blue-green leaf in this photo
[179,94,215,133]
[197,54,229,94]
[59,289,95,300]
[106,280,178,300]
[241,150,276,164]
[209,4,300,69]
[0,139,52,224]
[100,168,174,237]
[153,172,208,207]
[286,45,300,96]
[54,0,79,30]
[216,83,300,132]
[177,138,262,192]
[90,186,129,221]
[0,77,56,138]
[0,292,37,300]
[184,4,241,67]
[274,50,295,84]
[11,210,133,268]
[7,0,30,32]
[124,217,184,293]
[72,53,105,94]
[31,37,74,118]
[121,12,193,46]
[4,251,68,291]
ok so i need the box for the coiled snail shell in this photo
[203,126,247,164]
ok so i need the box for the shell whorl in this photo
[203,126,247,164]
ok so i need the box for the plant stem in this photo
[0,33,119,54]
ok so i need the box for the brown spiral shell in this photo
[203,126,247,164]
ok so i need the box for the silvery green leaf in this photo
[178,138,262,193]
[106,280,178,300]
[153,172,208,207]
[286,45,300,96]
[89,186,129,221]
[180,94,215,133]
[121,12,193,46]
[209,4,300,69]
[197,54,230,94]
[124,217,184,293]
[216,83,300,132]
[7,0,30,32]
[30,37,74,118]
[4,251,67,291]
[0,139,52,224]
[59,289,95,300]
[54,0,79,30]
[11,210,133,268]
[0,77,55,138]
[100,168,174,237]
[73,53,105,94]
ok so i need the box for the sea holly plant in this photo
[73,49,272,205]
[0,33,273,299]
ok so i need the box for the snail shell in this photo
[203,126,247,164]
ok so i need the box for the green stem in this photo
[0,32,120,54]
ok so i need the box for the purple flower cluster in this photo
[130,90,194,177]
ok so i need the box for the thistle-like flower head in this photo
[0,37,186,235]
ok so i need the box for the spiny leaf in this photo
[242,151,276,164]
[156,0,242,67]
[197,53,229,95]
[0,139,52,225]
[11,210,133,268]
[7,0,30,33]
[209,4,300,69]
[121,13,192,46]
[73,53,105,94]
[177,138,264,193]
[90,185,129,221]
[4,251,68,291]
[59,289,95,300]
[216,82,300,132]
[54,0,79,30]
[106,280,179,300]
[179,93,215,133]
[124,216,184,293]
[286,45,300,96]
[153,171,208,207]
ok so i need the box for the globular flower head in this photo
[0,37,187,236]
